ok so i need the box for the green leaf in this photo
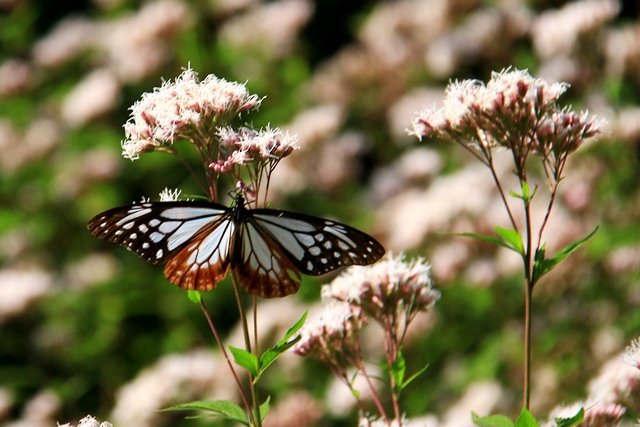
[255,312,306,381]
[258,396,271,421]
[471,412,514,427]
[533,226,598,282]
[450,227,523,255]
[161,400,249,425]
[494,226,524,254]
[555,408,584,427]
[514,408,537,427]
[229,346,259,377]
[450,232,514,251]
[402,363,429,389]
[390,351,406,393]
[187,290,202,304]
[509,181,537,202]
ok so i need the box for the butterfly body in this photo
[88,197,385,298]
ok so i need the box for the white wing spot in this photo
[149,219,160,227]
[156,249,164,259]
[100,222,107,228]
[306,261,313,270]
[116,208,151,226]
[159,221,181,233]
[320,258,328,264]
[309,246,321,256]
[338,240,350,250]
[130,233,137,239]
[324,241,332,249]
[325,227,356,247]
[314,233,325,242]
[296,233,315,247]
[115,230,123,236]
[138,224,149,233]
[162,207,226,220]
[333,251,341,258]
[149,231,164,243]
[142,242,150,249]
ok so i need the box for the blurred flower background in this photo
[1,0,639,426]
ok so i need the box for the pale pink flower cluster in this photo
[110,350,234,427]
[532,0,619,59]
[325,253,439,329]
[359,416,407,427]
[158,187,182,201]
[0,59,32,96]
[296,253,440,424]
[61,69,121,127]
[121,67,262,160]
[58,415,113,427]
[219,0,314,58]
[211,126,298,173]
[410,68,602,181]
[410,68,569,141]
[0,268,53,323]
[544,399,625,427]
[293,301,366,366]
[623,338,640,370]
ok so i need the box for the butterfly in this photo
[88,195,385,298]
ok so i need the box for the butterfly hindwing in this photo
[164,215,235,291]
[232,219,302,298]
[248,210,386,276]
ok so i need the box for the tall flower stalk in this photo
[409,68,603,409]
[120,67,299,426]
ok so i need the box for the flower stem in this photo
[199,298,254,421]
[521,173,534,410]
[523,279,532,410]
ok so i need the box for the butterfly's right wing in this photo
[88,201,234,290]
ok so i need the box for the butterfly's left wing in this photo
[233,209,385,298]
[88,201,234,291]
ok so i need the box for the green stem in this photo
[487,154,519,231]
[523,279,532,410]
[199,299,253,420]
[231,275,262,427]
[384,320,402,423]
[522,177,534,410]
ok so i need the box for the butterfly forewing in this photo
[249,210,385,275]
[88,201,230,265]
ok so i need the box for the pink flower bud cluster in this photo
[294,254,439,365]
[409,68,602,179]
[325,254,439,326]
[210,126,298,173]
[293,301,366,366]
